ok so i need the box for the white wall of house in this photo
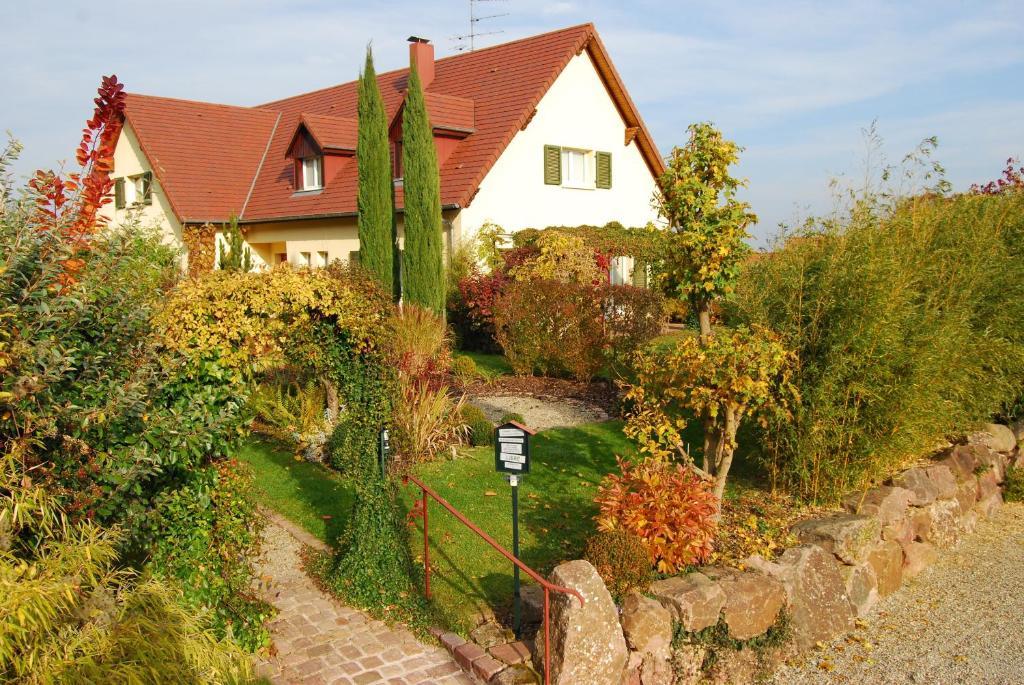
[455,50,661,244]
[102,122,186,268]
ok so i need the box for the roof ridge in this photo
[255,22,594,109]
[126,91,278,115]
[241,112,281,218]
[432,22,594,65]
[446,24,593,208]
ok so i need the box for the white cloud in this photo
[2,0,1021,242]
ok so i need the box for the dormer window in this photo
[300,156,323,191]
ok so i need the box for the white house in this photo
[101,23,664,276]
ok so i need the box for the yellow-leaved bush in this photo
[156,265,390,371]
[509,231,603,285]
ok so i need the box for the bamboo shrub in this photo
[734,190,1024,501]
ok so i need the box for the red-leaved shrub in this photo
[449,268,508,352]
[595,456,718,573]
[493,278,607,380]
[492,279,665,380]
[598,284,665,364]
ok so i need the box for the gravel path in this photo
[771,502,1024,685]
[254,519,473,684]
[470,394,608,431]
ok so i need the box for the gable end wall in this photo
[454,51,661,243]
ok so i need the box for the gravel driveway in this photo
[771,502,1024,685]
[470,394,609,431]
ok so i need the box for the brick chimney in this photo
[408,36,435,89]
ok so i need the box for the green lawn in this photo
[239,421,633,633]
[400,420,633,632]
[237,437,355,545]
[454,350,513,378]
[238,418,768,635]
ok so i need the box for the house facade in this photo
[101,23,664,275]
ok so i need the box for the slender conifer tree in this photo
[356,46,396,293]
[400,58,444,312]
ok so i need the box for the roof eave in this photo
[237,203,461,225]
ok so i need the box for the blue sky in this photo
[3,0,1022,243]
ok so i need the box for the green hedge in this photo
[733,191,1024,501]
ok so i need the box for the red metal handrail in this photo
[403,473,584,685]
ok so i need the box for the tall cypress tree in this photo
[356,46,396,294]
[400,58,444,313]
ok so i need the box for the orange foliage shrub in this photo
[595,456,718,573]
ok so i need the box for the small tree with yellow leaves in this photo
[623,326,798,502]
[654,122,756,338]
[621,124,797,507]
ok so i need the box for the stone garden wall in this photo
[544,422,1023,685]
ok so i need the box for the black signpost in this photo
[494,421,534,637]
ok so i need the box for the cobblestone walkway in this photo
[255,518,474,685]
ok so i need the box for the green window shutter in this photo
[349,250,361,265]
[114,178,125,209]
[141,171,153,205]
[543,145,561,185]
[595,151,612,189]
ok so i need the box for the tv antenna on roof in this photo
[451,0,509,52]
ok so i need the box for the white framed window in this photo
[560,148,592,188]
[124,177,137,205]
[301,157,323,191]
[316,251,328,268]
[298,251,311,267]
[609,256,632,285]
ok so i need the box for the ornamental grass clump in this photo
[390,305,469,462]
[595,456,718,574]
[0,467,255,684]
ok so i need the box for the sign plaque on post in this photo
[378,428,390,478]
[494,421,535,638]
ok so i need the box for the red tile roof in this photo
[122,94,280,222]
[422,92,475,132]
[121,23,663,224]
[299,114,358,152]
